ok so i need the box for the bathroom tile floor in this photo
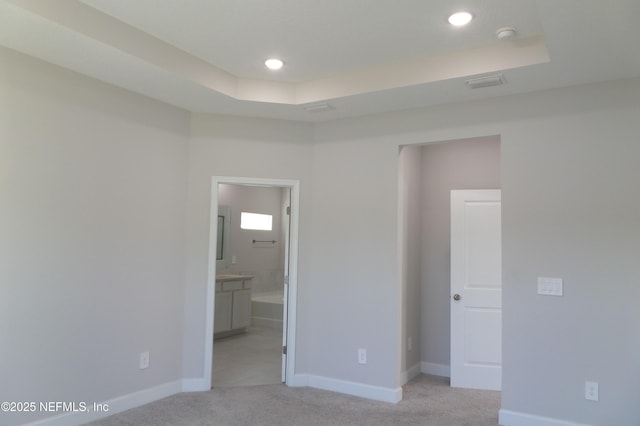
[212,326,283,387]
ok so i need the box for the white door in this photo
[450,189,502,391]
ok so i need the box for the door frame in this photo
[203,176,300,388]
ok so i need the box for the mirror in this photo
[216,206,231,269]
[216,216,224,260]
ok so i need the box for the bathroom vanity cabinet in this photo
[214,275,253,338]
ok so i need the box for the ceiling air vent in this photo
[465,74,506,89]
[302,103,334,113]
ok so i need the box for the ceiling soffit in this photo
[2,0,549,105]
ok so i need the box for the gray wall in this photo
[3,41,640,426]
[0,48,190,425]
[217,183,286,294]
[182,113,314,379]
[420,137,501,368]
[501,101,640,425]
[398,145,423,380]
[314,76,640,425]
[307,140,401,388]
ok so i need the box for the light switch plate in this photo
[537,277,563,296]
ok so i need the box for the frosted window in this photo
[240,212,272,231]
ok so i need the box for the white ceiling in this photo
[1,0,639,122]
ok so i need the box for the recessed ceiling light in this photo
[265,58,284,70]
[448,12,473,27]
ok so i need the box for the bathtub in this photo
[251,291,284,330]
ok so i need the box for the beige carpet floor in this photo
[88,374,500,426]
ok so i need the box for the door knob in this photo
[453,294,461,301]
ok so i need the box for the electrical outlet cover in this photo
[139,351,150,369]
[357,348,367,364]
[585,381,599,401]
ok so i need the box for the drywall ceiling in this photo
[1,0,639,122]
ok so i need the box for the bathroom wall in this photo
[217,183,287,294]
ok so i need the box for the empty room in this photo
[1,1,639,425]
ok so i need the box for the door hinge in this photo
[282,345,287,355]
[286,206,291,215]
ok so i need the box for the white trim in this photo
[207,176,300,389]
[24,381,182,426]
[499,410,590,426]
[181,377,208,392]
[290,373,310,387]
[400,362,422,385]
[421,362,451,377]
[285,181,300,385]
[291,374,402,403]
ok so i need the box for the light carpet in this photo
[88,374,500,426]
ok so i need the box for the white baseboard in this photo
[421,362,450,378]
[499,409,589,426]
[25,380,183,426]
[400,362,422,385]
[181,377,209,392]
[292,374,402,403]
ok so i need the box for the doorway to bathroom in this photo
[205,176,300,389]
